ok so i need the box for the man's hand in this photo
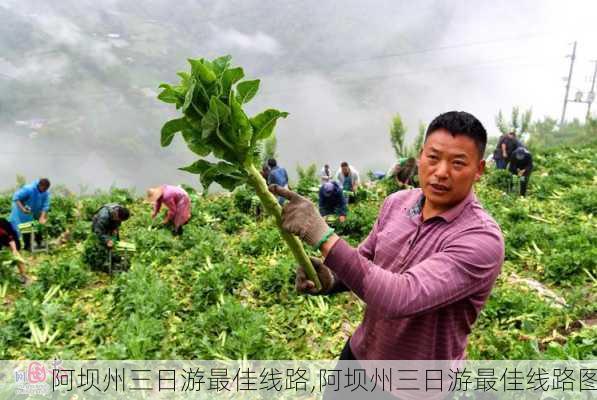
[269,184,330,247]
[518,169,525,177]
[296,257,335,295]
[339,215,346,223]
[502,151,508,159]
[18,202,31,214]
[38,213,47,224]
[106,240,114,249]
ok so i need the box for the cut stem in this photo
[244,163,322,291]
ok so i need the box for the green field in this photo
[0,143,595,360]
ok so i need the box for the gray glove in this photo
[296,257,336,295]
[269,184,331,247]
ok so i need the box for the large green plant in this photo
[157,55,321,290]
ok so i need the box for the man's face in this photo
[37,183,49,193]
[418,129,485,212]
[341,166,350,176]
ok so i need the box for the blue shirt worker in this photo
[318,181,347,223]
[9,178,51,249]
[266,158,289,205]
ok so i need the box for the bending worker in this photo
[318,181,347,223]
[509,146,533,196]
[0,218,28,284]
[83,203,130,271]
[9,178,51,250]
[146,185,191,235]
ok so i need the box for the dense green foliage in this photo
[0,143,594,360]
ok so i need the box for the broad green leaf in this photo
[202,98,233,149]
[230,94,253,153]
[176,72,191,87]
[182,78,196,112]
[212,55,232,76]
[188,58,217,85]
[221,67,244,98]
[179,160,245,191]
[182,129,211,156]
[157,84,183,105]
[161,117,190,147]
[207,135,238,164]
[250,109,289,141]
[236,80,260,104]
[179,159,212,175]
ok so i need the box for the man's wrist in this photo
[320,234,340,258]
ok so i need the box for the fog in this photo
[1,0,596,192]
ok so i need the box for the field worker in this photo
[146,185,191,235]
[9,178,51,250]
[83,203,130,271]
[0,218,28,284]
[492,133,508,169]
[320,164,333,184]
[391,157,418,188]
[318,181,347,223]
[335,162,360,202]
[92,203,130,248]
[501,131,522,169]
[509,146,533,196]
[260,163,271,180]
[266,158,289,205]
[270,111,504,365]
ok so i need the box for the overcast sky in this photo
[1,0,596,192]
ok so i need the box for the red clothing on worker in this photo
[0,218,20,250]
[152,185,191,229]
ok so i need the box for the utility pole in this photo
[560,41,577,126]
[586,60,597,120]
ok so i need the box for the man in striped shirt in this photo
[270,111,504,362]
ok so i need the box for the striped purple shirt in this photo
[324,188,504,360]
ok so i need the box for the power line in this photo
[258,54,562,98]
[253,31,557,76]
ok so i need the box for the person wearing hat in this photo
[318,181,347,223]
[509,146,533,196]
[147,185,191,235]
[0,217,28,284]
[9,178,51,250]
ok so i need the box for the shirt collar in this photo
[407,189,476,223]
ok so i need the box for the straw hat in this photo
[145,186,164,203]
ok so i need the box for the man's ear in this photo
[475,160,486,182]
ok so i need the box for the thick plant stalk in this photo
[244,163,322,291]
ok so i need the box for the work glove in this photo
[296,257,336,295]
[268,184,330,248]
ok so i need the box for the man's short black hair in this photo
[340,161,349,168]
[38,178,51,189]
[118,207,130,221]
[267,158,277,168]
[425,111,487,159]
